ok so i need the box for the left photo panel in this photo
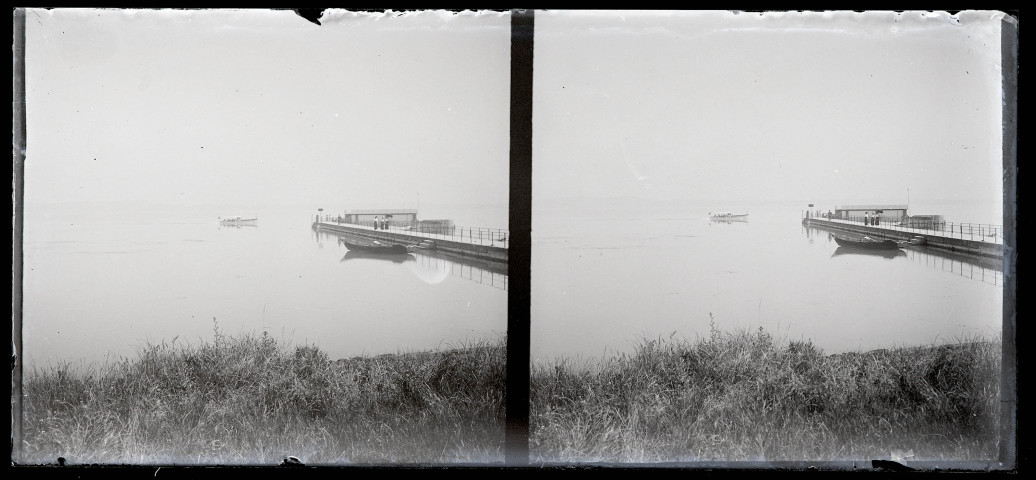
[15,9,511,465]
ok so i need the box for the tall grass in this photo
[530,325,1002,463]
[20,321,1002,466]
[19,323,506,465]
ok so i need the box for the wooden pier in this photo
[802,218,1002,259]
[312,222,508,264]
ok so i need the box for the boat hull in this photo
[339,238,410,255]
[833,236,900,250]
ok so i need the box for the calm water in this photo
[20,203,508,368]
[20,201,1006,366]
[531,203,1004,362]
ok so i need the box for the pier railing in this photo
[808,213,1003,244]
[316,216,508,248]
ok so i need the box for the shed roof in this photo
[345,209,418,215]
[835,205,908,211]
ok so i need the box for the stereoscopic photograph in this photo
[12,8,1016,472]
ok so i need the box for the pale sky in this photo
[24,9,511,211]
[532,10,1007,212]
[20,9,1011,220]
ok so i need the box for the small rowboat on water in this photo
[219,216,258,225]
[709,212,749,219]
[833,235,901,250]
[339,238,410,255]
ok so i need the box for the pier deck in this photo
[313,222,508,263]
[803,217,1002,259]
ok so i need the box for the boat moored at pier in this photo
[832,235,901,250]
[339,237,411,255]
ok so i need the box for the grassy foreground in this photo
[19,324,1002,466]
[19,326,506,465]
[530,326,1002,463]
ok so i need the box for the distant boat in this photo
[709,212,749,219]
[833,235,900,250]
[339,237,410,255]
[219,216,258,225]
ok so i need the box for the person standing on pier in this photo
[373,216,379,230]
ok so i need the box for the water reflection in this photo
[218,223,257,230]
[340,250,416,264]
[831,246,907,260]
[314,229,508,290]
[709,217,748,225]
[407,253,451,284]
[410,251,508,290]
[902,247,1003,287]
[804,225,1002,286]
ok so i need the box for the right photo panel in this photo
[530,10,1010,466]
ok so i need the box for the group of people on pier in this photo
[804,209,883,226]
[372,216,390,230]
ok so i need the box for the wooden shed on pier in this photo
[343,208,418,227]
[902,214,946,228]
[833,204,908,222]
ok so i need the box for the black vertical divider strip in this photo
[998,13,1018,468]
[506,9,533,466]
[12,8,27,463]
